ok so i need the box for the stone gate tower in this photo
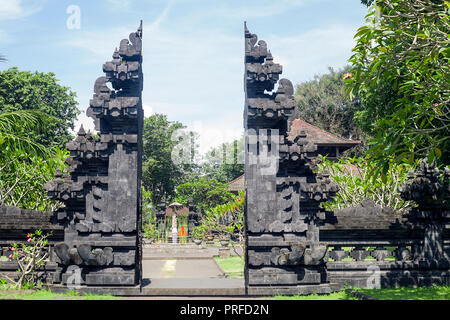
[244,23,339,295]
[45,22,144,286]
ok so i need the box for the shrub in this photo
[317,155,416,214]
[6,230,52,289]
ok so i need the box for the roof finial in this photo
[78,124,86,136]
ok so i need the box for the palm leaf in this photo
[0,110,55,156]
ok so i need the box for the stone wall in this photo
[0,205,63,283]
[322,199,450,288]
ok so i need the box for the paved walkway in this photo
[139,244,245,296]
[142,259,226,279]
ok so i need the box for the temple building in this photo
[287,119,360,160]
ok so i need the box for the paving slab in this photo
[49,245,246,297]
[142,259,226,279]
[48,278,246,297]
[141,278,245,296]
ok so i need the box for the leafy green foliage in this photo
[0,91,69,210]
[0,148,68,211]
[175,177,235,213]
[361,0,375,6]
[317,155,416,214]
[294,66,366,145]
[191,224,209,240]
[347,0,450,172]
[0,110,54,157]
[0,68,80,148]
[142,187,159,240]
[142,113,198,204]
[199,191,245,245]
[201,136,244,183]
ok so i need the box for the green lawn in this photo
[356,285,450,300]
[1,276,118,299]
[214,256,244,278]
[0,286,118,300]
[274,285,450,300]
[274,291,358,300]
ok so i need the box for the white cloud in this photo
[63,26,132,62]
[0,0,45,21]
[188,118,244,156]
[71,109,95,135]
[63,0,358,157]
[142,103,153,118]
[65,22,357,155]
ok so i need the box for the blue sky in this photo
[0,0,368,154]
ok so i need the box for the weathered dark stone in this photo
[54,243,71,265]
[68,247,83,265]
[44,22,144,286]
[399,159,450,268]
[244,23,338,294]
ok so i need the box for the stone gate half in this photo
[244,23,340,295]
[44,22,144,286]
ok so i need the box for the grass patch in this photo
[273,285,450,300]
[0,288,119,300]
[356,285,450,300]
[215,256,244,278]
[274,290,357,300]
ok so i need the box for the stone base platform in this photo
[49,280,341,297]
[48,278,246,296]
[247,283,342,296]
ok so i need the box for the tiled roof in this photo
[165,206,189,215]
[227,174,245,191]
[288,119,361,146]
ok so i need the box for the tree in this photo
[0,110,53,157]
[0,109,67,211]
[142,113,198,204]
[294,66,366,141]
[175,177,235,213]
[0,67,80,148]
[201,136,244,183]
[347,0,450,174]
[0,146,68,211]
[361,0,375,6]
